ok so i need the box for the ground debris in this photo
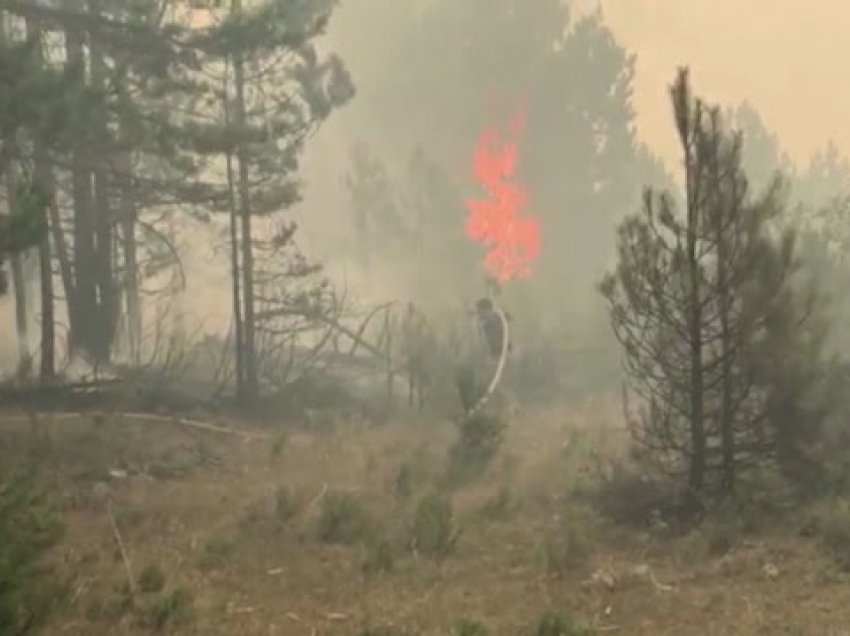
[763,562,780,580]
[587,566,618,590]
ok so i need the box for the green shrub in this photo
[357,626,409,636]
[361,533,396,577]
[137,564,166,594]
[197,536,235,571]
[0,471,65,635]
[317,492,372,545]
[540,506,595,575]
[395,463,414,500]
[809,498,850,570]
[535,611,596,635]
[411,493,460,559]
[273,485,300,525]
[87,588,134,622]
[269,433,288,460]
[479,485,515,521]
[136,587,194,631]
[455,363,484,413]
[579,460,674,528]
[447,413,506,484]
[453,618,489,635]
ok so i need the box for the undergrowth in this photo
[0,469,65,635]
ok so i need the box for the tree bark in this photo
[89,0,118,365]
[6,169,31,374]
[65,18,97,360]
[673,70,706,496]
[717,149,738,495]
[226,154,245,397]
[10,253,29,368]
[37,188,55,381]
[118,151,140,365]
[222,60,245,400]
[23,16,55,381]
[232,0,257,399]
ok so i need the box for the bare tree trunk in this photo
[718,241,734,493]
[717,159,738,495]
[385,310,394,400]
[10,254,29,367]
[673,70,706,496]
[223,63,244,399]
[686,160,705,495]
[1,22,31,376]
[118,151,140,364]
[92,163,117,364]
[232,0,257,399]
[23,16,55,381]
[227,150,245,397]
[6,169,31,374]
[48,199,74,313]
[34,146,55,381]
[89,2,117,366]
[65,20,96,360]
[37,200,55,382]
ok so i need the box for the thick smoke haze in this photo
[290,1,850,344]
[5,5,850,632]
[4,0,850,369]
[570,0,850,166]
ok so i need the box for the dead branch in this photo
[107,502,136,597]
[0,411,270,439]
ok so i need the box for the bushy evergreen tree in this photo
[600,69,835,500]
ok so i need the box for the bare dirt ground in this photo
[3,397,850,635]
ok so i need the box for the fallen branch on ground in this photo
[107,502,136,597]
[0,411,270,439]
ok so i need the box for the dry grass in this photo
[2,396,850,635]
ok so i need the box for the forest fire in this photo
[462,111,540,416]
[464,111,541,283]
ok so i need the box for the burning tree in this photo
[599,69,836,501]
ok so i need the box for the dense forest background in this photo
[4,0,850,389]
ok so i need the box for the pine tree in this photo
[600,69,833,501]
[0,0,203,374]
[185,0,354,400]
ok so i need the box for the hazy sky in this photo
[573,0,850,170]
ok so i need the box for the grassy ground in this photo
[2,396,850,635]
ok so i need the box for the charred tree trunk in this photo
[673,69,706,496]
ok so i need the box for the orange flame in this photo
[464,112,540,283]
